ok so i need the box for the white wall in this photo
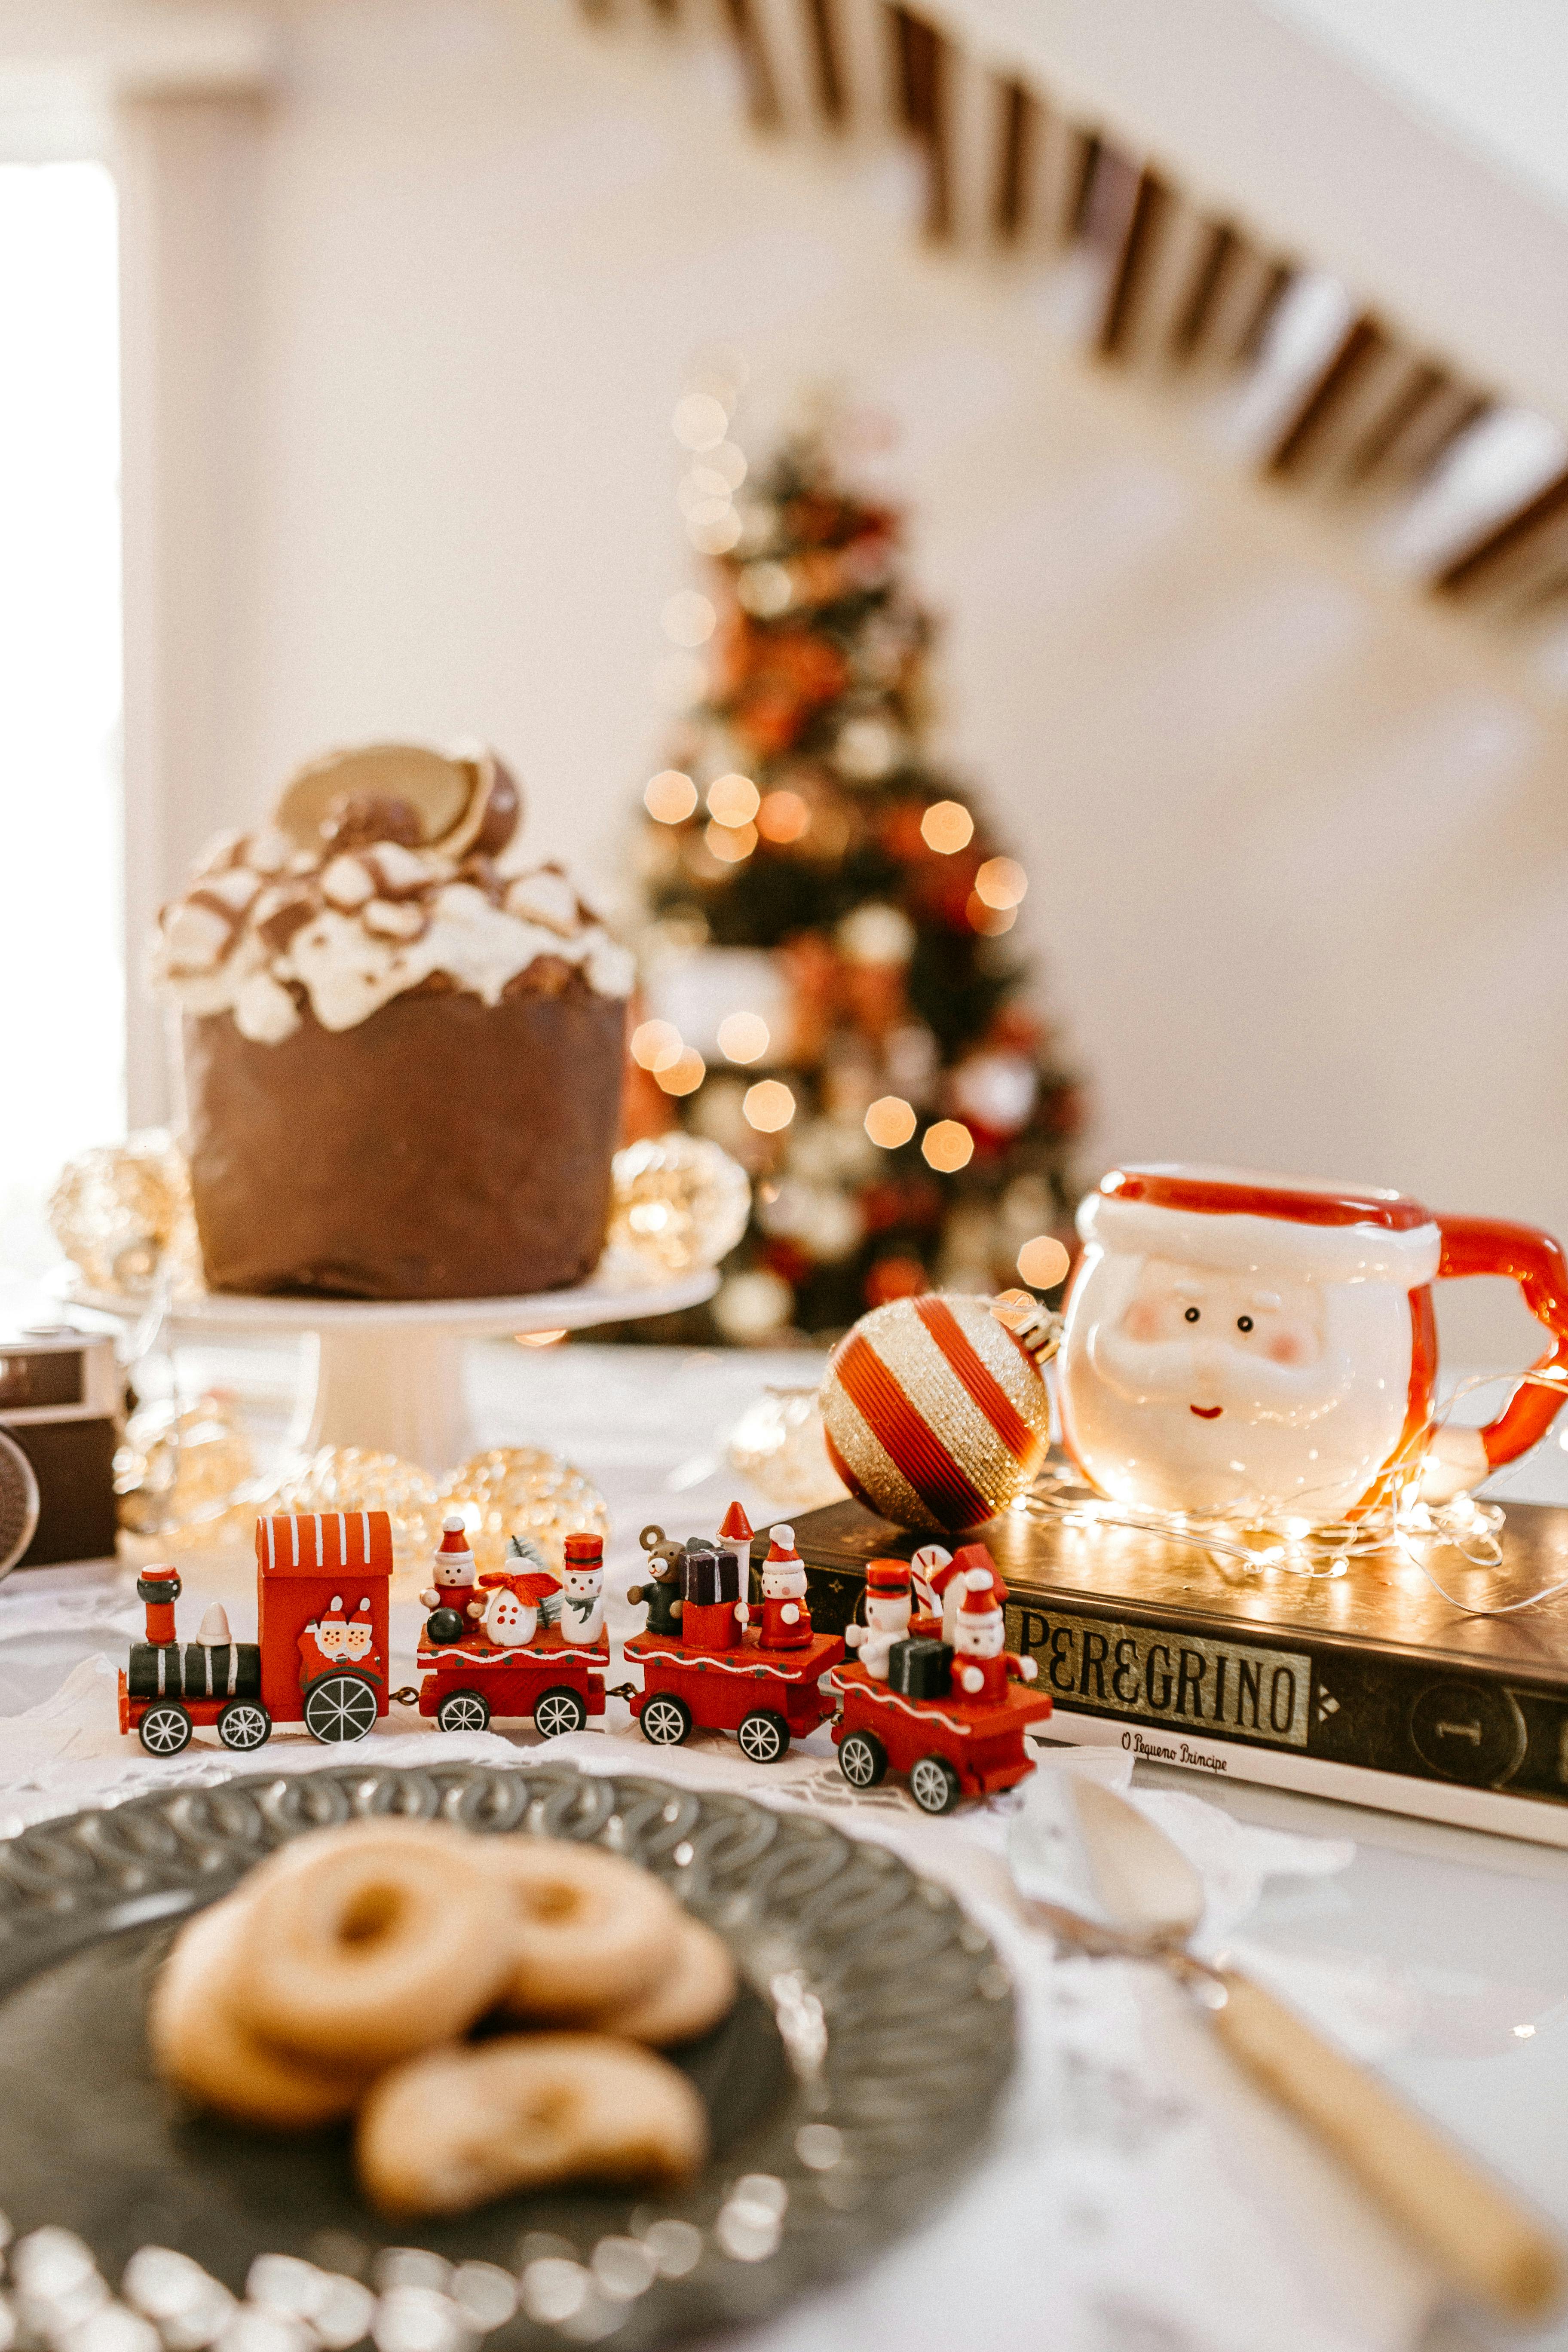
[134,0,1568,1363]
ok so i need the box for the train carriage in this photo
[625,1624,844,1762]
[830,1657,1054,1813]
[623,1512,845,1762]
[415,1625,608,1735]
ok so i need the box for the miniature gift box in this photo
[681,1539,742,1650]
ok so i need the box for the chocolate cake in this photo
[152,744,634,1300]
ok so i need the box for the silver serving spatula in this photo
[1020,1774,1564,2325]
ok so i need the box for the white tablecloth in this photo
[1,1340,1565,2352]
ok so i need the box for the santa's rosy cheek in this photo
[1124,1299,1164,1341]
[1266,1327,1314,1366]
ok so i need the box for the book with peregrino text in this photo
[792,1496,1568,1847]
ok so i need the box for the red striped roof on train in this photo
[255,1510,394,1578]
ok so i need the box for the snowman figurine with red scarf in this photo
[952,1568,1038,1704]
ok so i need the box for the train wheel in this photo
[138,1702,192,1757]
[217,1700,271,1752]
[737,1708,790,1765]
[838,1729,887,1789]
[534,1686,588,1738]
[303,1672,380,1744]
[436,1688,490,1734]
[640,1693,692,1748]
[909,1754,962,1816]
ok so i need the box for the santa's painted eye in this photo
[1237,1315,1254,1334]
[1184,1306,1199,1324]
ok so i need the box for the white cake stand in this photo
[69,1265,718,1472]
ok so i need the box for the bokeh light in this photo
[709,441,747,489]
[757,790,810,843]
[630,1019,683,1073]
[967,892,1016,936]
[714,1267,792,1342]
[922,1120,974,1172]
[706,820,757,863]
[974,856,1028,909]
[737,561,793,617]
[838,901,915,965]
[672,393,729,452]
[1017,1234,1071,1289]
[707,772,761,826]
[921,799,974,854]
[836,716,896,778]
[744,1079,796,1132]
[644,769,698,824]
[662,591,716,647]
[864,1096,917,1148]
[657,1047,707,1096]
[717,1011,770,1064]
[689,508,742,554]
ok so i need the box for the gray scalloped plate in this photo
[0,1764,1014,2348]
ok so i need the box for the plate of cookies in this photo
[0,1762,1014,2349]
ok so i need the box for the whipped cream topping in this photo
[153,824,633,1043]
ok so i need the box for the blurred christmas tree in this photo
[625,409,1081,1344]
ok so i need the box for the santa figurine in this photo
[755,1525,811,1650]
[844,1557,910,1679]
[299,1595,383,1688]
[421,1515,483,1626]
[951,1568,1037,1705]
[558,1532,606,1646]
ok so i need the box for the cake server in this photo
[1016,1773,1564,2324]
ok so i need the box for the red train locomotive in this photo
[118,1510,393,1755]
[625,1515,843,1763]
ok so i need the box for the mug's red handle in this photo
[1436,1216,1568,1466]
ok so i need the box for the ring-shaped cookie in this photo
[150,1896,371,2129]
[358,2034,708,2215]
[597,1914,737,2046]
[235,1822,515,2067]
[483,1838,680,2022]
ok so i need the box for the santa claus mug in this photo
[1058,1166,1568,1523]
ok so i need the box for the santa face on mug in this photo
[1060,1173,1446,1522]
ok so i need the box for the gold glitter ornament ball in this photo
[49,1130,202,1300]
[115,1392,257,1538]
[439,1448,609,1578]
[607,1135,751,1277]
[821,1292,1050,1534]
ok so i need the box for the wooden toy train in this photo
[119,1510,396,1755]
[120,1502,1050,1813]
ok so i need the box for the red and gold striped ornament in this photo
[821,1292,1050,1533]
